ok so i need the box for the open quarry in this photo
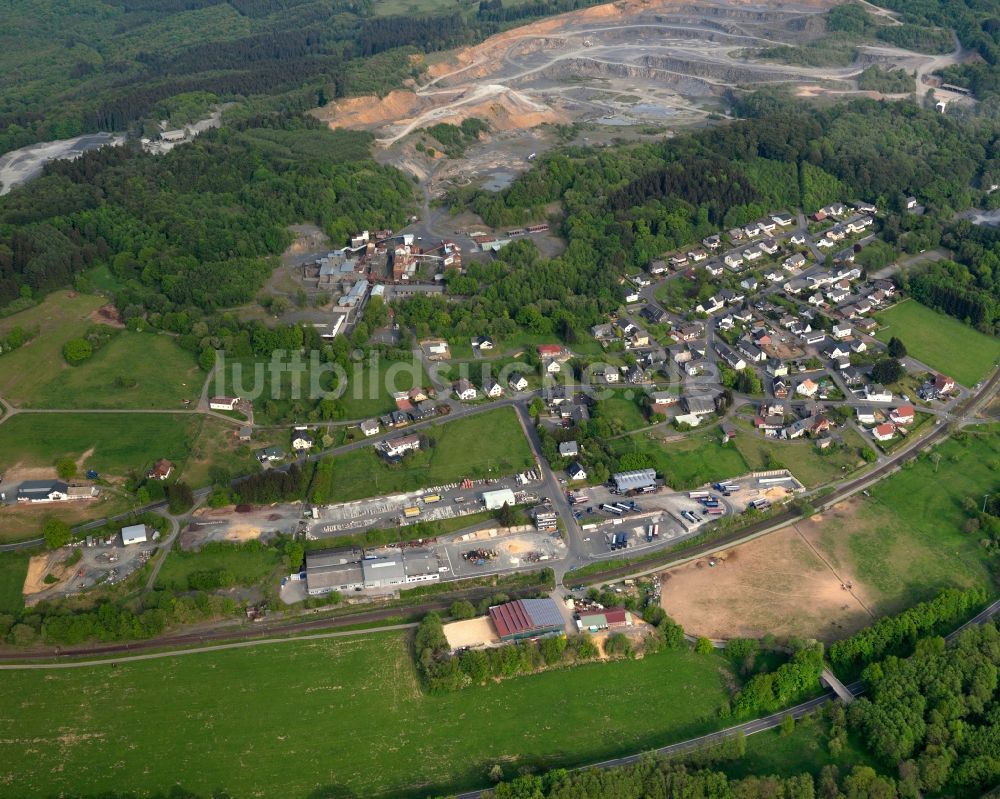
[315,0,964,201]
[317,0,957,143]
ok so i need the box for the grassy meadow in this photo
[732,427,868,488]
[0,552,29,615]
[0,632,734,799]
[311,407,534,503]
[0,413,202,477]
[814,424,1000,613]
[874,299,1000,387]
[609,427,748,490]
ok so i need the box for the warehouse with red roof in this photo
[488,598,565,641]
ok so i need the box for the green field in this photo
[874,299,1000,387]
[0,293,104,404]
[22,331,201,409]
[311,407,534,503]
[818,425,1000,612]
[216,355,426,422]
[0,413,202,477]
[0,553,29,615]
[732,428,868,488]
[155,543,282,591]
[0,632,734,798]
[609,427,748,490]
[179,416,267,487]
[594,392,649,434]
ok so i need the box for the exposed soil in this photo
[23,552,74,596]
[660,499,876,642]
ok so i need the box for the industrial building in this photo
[120,524,148,546]
[611,469,657,494]
[482,488,517,510]
[488,598,565,641]
[304,547,442,596]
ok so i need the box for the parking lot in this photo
[307,470,543,540]
[572,471,802,559]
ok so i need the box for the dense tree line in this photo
[728,643,825,718]
[0,114,413,310]
[828,587,988,679]
[230,463,310,505]
[849,623,1000,794]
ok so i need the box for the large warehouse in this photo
[305,548,442,595]
[611,468,657,493]
[488,598,565,641]
[482,488,517,510]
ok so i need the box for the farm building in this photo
[611,469,657,493]
[482,488,517,510]
[121,524,148,546]
[576,608,634,632]
[489,598,565,641]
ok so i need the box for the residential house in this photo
[544,359,561,374]
[567,461,588,481]
[807,292,825,307]
[724,253,744,269]
[766,358,789,378]
[454,379,478,400]
[743,246,763,261]
[759,239,779,256]
[685,359,706,377]
[717,344,747,371]
[477,336,495,350]
[360,419,380,437]
[905,196,918,210]
[559,441,579,458]
[625,364,644,384]
[840,366,867,387]
[292,432,314,451]
[865,384,893,403]
[759,220,777,234]
[537,344,563,359]
[649,392,678,415]
[148,459,173,480]
[649,259,668,275]
[382,434,421,458]
[669,254,689,269]
[785,414,830,440]
[483,378,504,398]
[705,261,724,277]
[802,330,826,345]
[17,480,71,503]
[832,323,852,340]
[509,373,529,391]
[696,296,723,315]
[856,406,877,425]
[935,374,956,395]
[677,323,703,341]
[591,323,615,340]
[738,339,766,363]
[765,270,785,283]
[783,253,806,271]
[640,304,666,325]
[755,414,785,431]
[890,405,915,426]
[771,213,794,227]
[238,426,252,442]
[744,222,762,238]
[602,366,621,384]
[703,234,722,249]
[873,422,896,442]
[826,342,851,360]
[851,339,867,354]
[717,315,735,331]
[827,286,849,304]
[256,446,285,463]
[688,250,708,262]
[773,378,789,399]
[790,233,806,245]
[718,288,745,306]
[740,277,759,292]
[683,394,716,417]
[816,238,834,249]
[796,379,819,398]
[784,278,807,295]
